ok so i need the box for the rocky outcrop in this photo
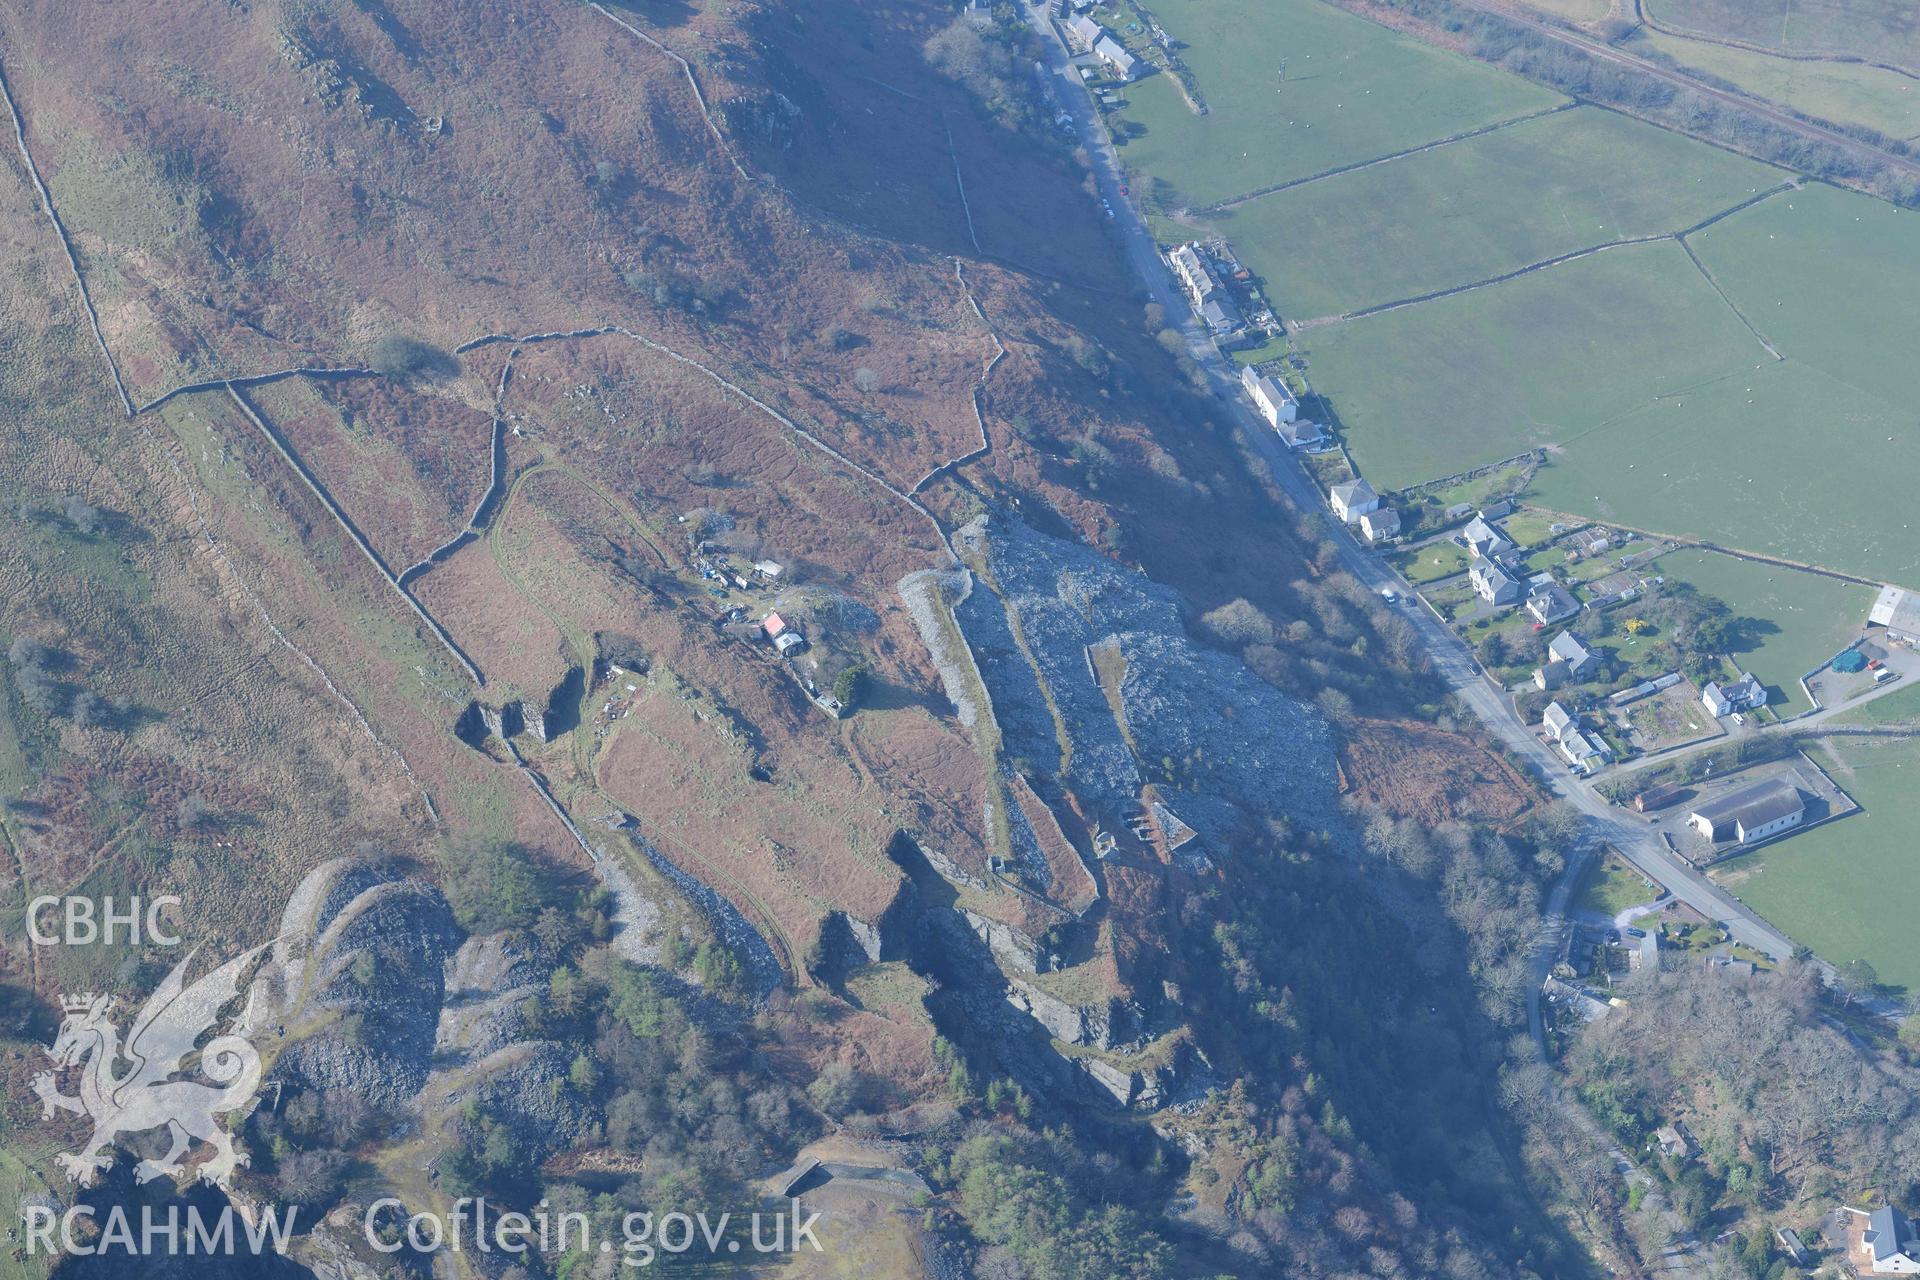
[1072,1037,1211,1110]
[257,858,597,1159]
[258,858,459,1112]
[433,930,551,1062]
[963,909,1045,976]
[1004,978,1133,1049]
[956,514,1338,837]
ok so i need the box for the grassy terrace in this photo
[1108,0,1560,208]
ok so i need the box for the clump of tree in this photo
[923,16,1045,134]
[369,333,459,383]
[4,636,127,726]
[831,660,871,709]
[440,838,570,935]
[945,1128,1177,1279]
[1566,964,1920,1227]
[8,636,65,716]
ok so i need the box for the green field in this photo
[1304,239,1763,487]
[1574,851,1665,920]
[1717,737,1920,990]
[1205,106,1781,318]
[1645,0,1920,71]
[1526,357,1920,585]
[1833,680,1920,726]
[1689,184,1920,411]
[1647,549,1874,713]
[1108,0,1561,208]
[1293,183,1920,585]
[1627,28,1920,137]
[1392,538,1471,584]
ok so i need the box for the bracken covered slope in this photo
[0,0,1582,1274]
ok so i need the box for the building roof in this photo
[1564,731,1606,762]
[753,559,783,577]
[1548,631,1594,667]
[1689,778,1803,835]
[1242,367,1295,409]
[1542,701,1573,739]
[1330,478,1376,507]
[1866,1207,1916,1264]
[1527,582,1579,622]
[1200,296,1241,330]
[1871,586,1920,643]
[1471,558,1520,593]
[1460,515,1509,552]
[1360,508,1400,537]
[1067,14,1102,45]
[762,611,788,637]
[1275,418,1326,447]
[1093,35,1136,73]
[1705,672,1766,711]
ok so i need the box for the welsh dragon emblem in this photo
[31,943,270,1189]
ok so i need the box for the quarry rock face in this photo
[889,515,1345,1109]
[958,514,1340,838]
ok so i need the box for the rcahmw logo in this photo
[30,940,271,1190]
[27,894,181,946]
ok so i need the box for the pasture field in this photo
[1626,28,1920,138]
[1646,549,1875,713]
[1644,0,1920,71]
[1834,680,1920,726]
[1302,239,1761,489]
[1207,106,1781,319]
[1107,0,1560,208]
[1715,737,1920,991]
[1690,183,1920,411]
[1526,357,1920,586]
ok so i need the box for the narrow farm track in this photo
[224,385,488,687]
[1633,0,1920,82]
[912,258,1004,494]
[0,51,134,416]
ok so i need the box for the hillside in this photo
[0,0,1589,1275]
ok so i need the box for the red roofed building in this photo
[761,612,788,639]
